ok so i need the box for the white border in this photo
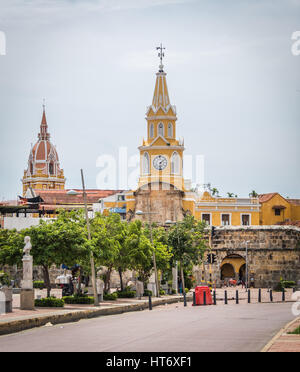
[221,213,232,226]
[241,213,251,226]
[201,212,212,226]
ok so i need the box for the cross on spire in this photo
[156,43,165,72]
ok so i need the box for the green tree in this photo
[0,229,23,268]
[0,210,89,297]
[124,220,172,287]
[91,213,125,293]
[249,190,258,198]
[167,215,207,292]
[211,188,219,197]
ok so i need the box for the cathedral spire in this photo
[152,44,171,109]
[39,100,50,140]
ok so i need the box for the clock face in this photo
[153,155,168,170]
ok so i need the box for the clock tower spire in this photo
[138,46,185,191]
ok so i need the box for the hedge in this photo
[63,295,94,305]
[35,297,65,307]
[103,292,118,301]
[274,280,296,291]
[33,281,45,289]
[116,290,136,298]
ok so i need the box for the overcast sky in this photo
[0,0,299,200]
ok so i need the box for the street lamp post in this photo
[81,169,99,307]
[136,209,160,298]
[165,220,185,294]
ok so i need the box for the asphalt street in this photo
[0,302,296,352]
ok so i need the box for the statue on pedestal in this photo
[23,236,32,256]
[20,236,35,310]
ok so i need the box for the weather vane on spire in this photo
[156,43,165,72]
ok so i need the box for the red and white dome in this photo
[26,106,62,177]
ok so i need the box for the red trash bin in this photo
[194,286,213,305]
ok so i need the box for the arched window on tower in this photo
[171,152,180,175]
[49,162,54,175]
[168,123,173,138]
[149,123,154,138]
[158,123,164,137]
[30,162,33,175]
[143,152,150,175]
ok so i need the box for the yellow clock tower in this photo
[138,44,185,191]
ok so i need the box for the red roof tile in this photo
[258,193,277,203]
[288,199,300,206]
[36,189,122,206]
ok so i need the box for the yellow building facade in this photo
[258,193,300,226]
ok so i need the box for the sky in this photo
[0,0,299,200]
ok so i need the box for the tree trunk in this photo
[77,267,82,295]
[118,267,124,292]
[104,266,113,293]
[42,265,51,298]
[180,261,185,294]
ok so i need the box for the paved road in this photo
[0,302,296,352]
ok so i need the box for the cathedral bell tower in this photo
[22,103,66,196]
[138,44,185,191]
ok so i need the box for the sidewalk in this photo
[0,287,297,337]
[262,317,300,352]
[0,294,190,336]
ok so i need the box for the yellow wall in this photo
[291,204,300,221]
[259,194,291,225]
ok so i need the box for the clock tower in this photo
[138,45,185,191]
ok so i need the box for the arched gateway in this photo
[220,254,246,281]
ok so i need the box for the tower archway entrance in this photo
[221,263,235,280]
[220,254,246,281]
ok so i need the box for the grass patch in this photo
[288,326,300,335]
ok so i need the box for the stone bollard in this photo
[213,290,217,305]
[248,289,251,304]
[258,288,261,303]
[148,295,152,311]
[136,281,144,300]
[96,278,104,303]
[193,291,196,306]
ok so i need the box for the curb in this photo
[261,316,300,352]
[0,295,192,336]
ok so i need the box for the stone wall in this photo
[195,226,300,288]
[133,183,185,224]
